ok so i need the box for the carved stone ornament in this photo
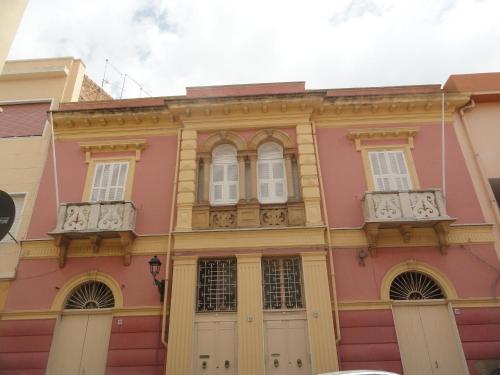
[260,208,288,226]
[63,205,90,230]
[410,192,439,218]
[373,194,402,219]
[210,210,237,228]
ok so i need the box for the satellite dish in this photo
[0,190,15,241]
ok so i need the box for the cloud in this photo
[8,0,500,98]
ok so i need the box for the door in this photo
[47,314,112,375]
[265,319,311,375]
[194,321,236,375]
[393,304,468,375]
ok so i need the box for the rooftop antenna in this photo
[100,59,152,99]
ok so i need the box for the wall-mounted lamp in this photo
[148,255,165,301]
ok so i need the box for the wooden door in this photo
[265,319,310,375]
[194,321,237,375]
[393,304,468,375]
[47,314,112,375]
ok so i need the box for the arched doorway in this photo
[47,280,115,375]
[390,269,468,375]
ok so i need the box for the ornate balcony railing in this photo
[361,189,454,254]
[49,201,136,267]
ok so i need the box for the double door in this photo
[194,320,237,375]
[393,304,468,375]
[264,318,311,375]
[47,314,112,375]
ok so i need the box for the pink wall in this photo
[28,135,178,239]
[338,310,403,373]
[333,245,500,300]
[317,123,485,228]
[4,256,162,311]
[0,319,55,374]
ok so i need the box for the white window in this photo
[1,193,26,243]
[210,144,239,205]
[89,162,129,202]
[257,142,287,203]
[368,150,412,191]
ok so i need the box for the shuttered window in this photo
[210,144,239,205]
[257,142,287,203]
[1,193,25,243]
[89,162,129,202]
[368,150,412,191]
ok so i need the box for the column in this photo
[202,156,211,203]
[176,129,197,231]
[238,155,246,201]
[237,254,265,375]
[285,154,294,200]
[296,124,323,225]
[301,252,339,374]
[249,154,258,201]
[166,256,198,374]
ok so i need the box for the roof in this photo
[0,101,51,137]
[444,72,500,92]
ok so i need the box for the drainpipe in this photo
[441,92,446,199]
[311,121,341,343]
[160,127,182,347]
[459,99,500,230]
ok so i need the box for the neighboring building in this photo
[0,58,110,313]
[444,73,500,260]
[0,0,28,74]
[0,80,498,375]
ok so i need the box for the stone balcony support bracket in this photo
[362,189,455,255]
[49,201,137,267]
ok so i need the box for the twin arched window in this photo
[209,141,287,205]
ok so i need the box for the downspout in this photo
[49,111,60,209]
[441,92,446,198]
[160,127,182,347]
[311,121,341,343]
[459,99,500,230]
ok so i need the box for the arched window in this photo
[390,271,445,300]
[257,142,287,203]
[210,144,239,205]
[64,281,115,309]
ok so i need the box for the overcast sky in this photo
[8,0,500,98]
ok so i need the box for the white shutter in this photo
[1,194,25,243]
[258,161,271,200]
[257,142,287,203]
[90,162,129,202]
[210,160,239,205]
[369,150,412,191]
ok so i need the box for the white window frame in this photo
[257,142,287,204]
[368,150,413,191]
[209,144,239,206]
[1,192,26,243]
[89,162,129,202]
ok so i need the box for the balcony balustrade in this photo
[361,189,455,254]
[49,201,136,267]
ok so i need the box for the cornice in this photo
[79,139,148,162]
[348,127,418,150]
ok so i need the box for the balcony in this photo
[49,201,136,267]
[361,189,455,254]
[192,201,306,229]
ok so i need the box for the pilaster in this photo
[166,256,198,375]
[296,123,323,225]
[301,252,339,373]
[236,254,265,375]
[176,130,198,231]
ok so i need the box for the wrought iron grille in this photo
[390,271,445,300]
[65,281,115,309]
[197,259,237,312]
[262,257,304,310]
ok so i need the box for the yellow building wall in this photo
[166,256,197,374]
[236,254,265,375]
[0,57,85,104]
[0,0,27,74]
[301,252,339,373]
